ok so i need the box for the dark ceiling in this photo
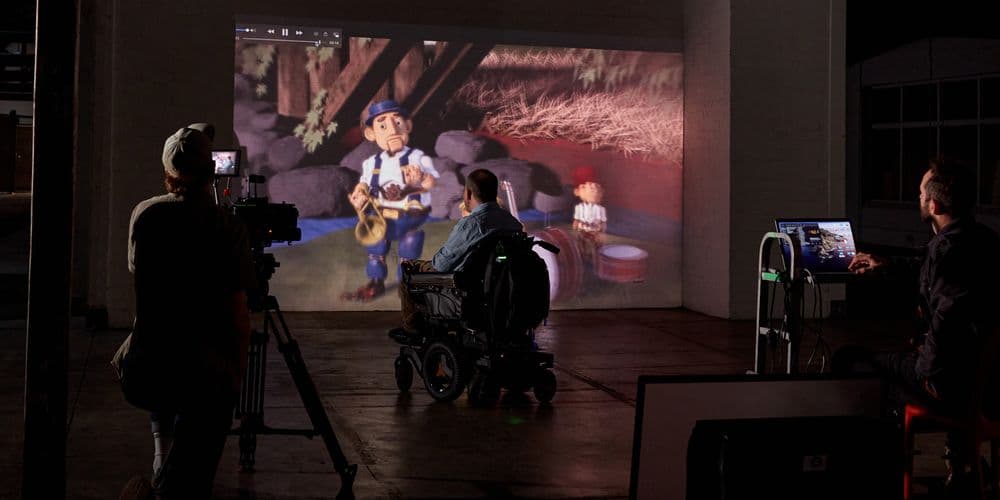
[0,0,33,32]
[2,1,998,66]
[846,2,1000,65]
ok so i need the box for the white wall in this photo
[682,0,731,318]
[682,0,845,319]
[728,0,846,318]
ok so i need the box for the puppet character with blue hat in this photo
[343,100,440,302]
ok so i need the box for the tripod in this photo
[231,293,357,500]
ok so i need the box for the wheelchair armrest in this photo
[408,272,457,288]
[534,239,560,254]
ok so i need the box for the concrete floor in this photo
[0,192,954,499]
[1,310,956,499]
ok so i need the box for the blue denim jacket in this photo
[431,202,523,272]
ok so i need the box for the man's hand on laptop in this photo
[848,252,886,274]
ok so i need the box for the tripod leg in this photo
[236,327,269,472]
[266,302,357,499]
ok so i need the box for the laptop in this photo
[773,218,858,279]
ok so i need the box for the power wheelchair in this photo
[389,231,559,405]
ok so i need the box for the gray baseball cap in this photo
[162,123,216,178]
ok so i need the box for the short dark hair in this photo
[465,169,498,203]
[925,156,976,218]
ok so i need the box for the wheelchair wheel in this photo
[394,355,413,392]
[469,371,501,407]
[422,342,467,402]
[533,369,556,404]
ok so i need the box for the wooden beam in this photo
[321,38,412,132]
[401,42,493,126]
[307,47,342,99]
[392,42,425,104]
[277,46,310,118]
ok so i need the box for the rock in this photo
[234,74,254,101]
[431,156,461,175]
[234,100,274,129]
[339,141,383,174]
[249,111,279,131]
[533,185,576,213]
[434,130,506,165]
[528,162,564,196]
[429,170,464,219]
[235,129,279,173]
[266,166,359,218]
[267,135,307,173]
[460,158,534,210]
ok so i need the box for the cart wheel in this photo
[533,369,556,404]
[394,355,413,392]
[469,372,501,407]
[422,342,467,401]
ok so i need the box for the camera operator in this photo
[121,123,256,499]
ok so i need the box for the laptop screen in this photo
[774,219,858,274]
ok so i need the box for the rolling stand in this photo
[231,292,358,500]
[753,232,804,374]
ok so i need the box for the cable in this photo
[66,325,97,440]
[802,275,833,374]
[768,280,778,330]
[805,278,820,372]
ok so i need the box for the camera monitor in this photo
[212,149,242,177]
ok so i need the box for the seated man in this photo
[391,168,523,337]
[835,157,1000,497]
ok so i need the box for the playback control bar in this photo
[235,24,342,48]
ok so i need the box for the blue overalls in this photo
[365,147,428,281]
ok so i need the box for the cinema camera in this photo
[211,150,302,302]
[232,174,301,304]
[232,178,302,249]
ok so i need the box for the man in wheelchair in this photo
[387,169,559,404]
[389,169,522,335]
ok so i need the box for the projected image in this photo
[233,23,683,310]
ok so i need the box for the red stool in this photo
[903,329,1000,500]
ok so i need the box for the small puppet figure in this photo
[342,100,440,302]
[572,165,606,258]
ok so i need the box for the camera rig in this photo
[232,175,301,248]
[224,173,357,499]
[230,174,302,307]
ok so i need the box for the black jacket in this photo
[915,218,1000,393]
